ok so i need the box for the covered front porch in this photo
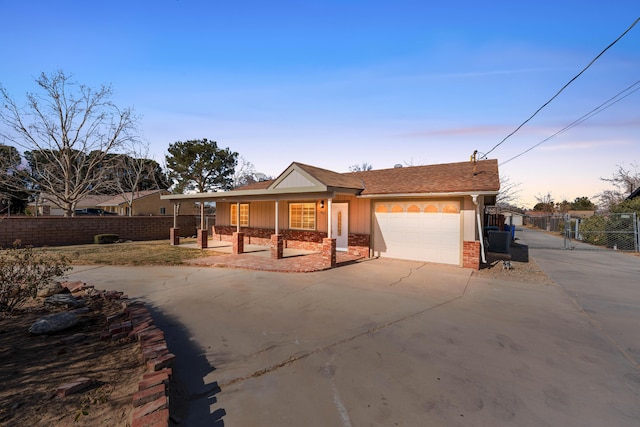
[162,163,369,270]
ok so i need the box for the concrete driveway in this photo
[69,243,640,426]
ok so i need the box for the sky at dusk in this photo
[1,1,639,208]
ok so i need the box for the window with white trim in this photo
[230,203,249,227]
[289,202,316,230]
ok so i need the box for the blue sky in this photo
[1,1,639,208]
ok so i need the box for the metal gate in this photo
[565,212,639,252]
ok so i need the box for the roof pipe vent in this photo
[394,164,403,168]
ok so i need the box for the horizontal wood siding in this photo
[334,195,370,234]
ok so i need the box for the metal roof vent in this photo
[394,164,403,168]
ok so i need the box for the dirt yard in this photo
[0,296,144,427]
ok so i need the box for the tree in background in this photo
[533,192,555,212]
[0,144,30,215]
[348,162,373,172]
[569,196,596,211]
[107,142,169,216]
[0,71,138,216]
[496,175,522,208]
[232,156,272,189]
[165,139,237,193]
[597,163,640,210]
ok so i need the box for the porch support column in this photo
[197,202,208,249]
[271,199,282,259]
[271,234,284,259]
[233,232,244,254]
[170,203,180,246]
[236,202,241,233]
[327,198,332,239]
[322,237,336,268]
[274,199,279,235]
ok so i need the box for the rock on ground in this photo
[29,311,79,335]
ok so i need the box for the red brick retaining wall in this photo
[0,216,197,248]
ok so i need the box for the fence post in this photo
[633,212,640,252]
[563,213,571,250]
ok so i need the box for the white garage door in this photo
[373,201,461,265]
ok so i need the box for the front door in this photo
[331,203,349,251]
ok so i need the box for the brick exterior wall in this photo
[348,233,370,257]
[0,216,197,248]
[463,241,481,270]
[213,226,372,255]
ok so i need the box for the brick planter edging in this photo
[61,281,175,427]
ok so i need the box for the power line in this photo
[482,16,640,159]
[499,80,640,166]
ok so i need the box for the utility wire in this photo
[499,80,640,166]
[482,16,640,159]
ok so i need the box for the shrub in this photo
[579,215,608,246]
[94,234,120,244]
[0,241,70,313]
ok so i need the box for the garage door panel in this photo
[374,202,461,265]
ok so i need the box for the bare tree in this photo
[597,163,640,210]
[495,175,522,207]
[232,156,257,188]
[108,141,165,216]
[348,162,373,172]
[0,71,138,216]
[533,192,555,212]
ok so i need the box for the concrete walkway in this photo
[68,247,640,426]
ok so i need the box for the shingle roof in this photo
[293,162,365,190]
[97,189,167,206]
[235,159,499,195]
[238,180,274,190]
[349,159,499,195]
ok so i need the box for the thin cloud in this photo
[399,125,516,138]
[540,139,629,151]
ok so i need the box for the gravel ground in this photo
[474,242,556,286]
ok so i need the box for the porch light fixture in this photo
[320,200,325,209]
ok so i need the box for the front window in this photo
[289,202,316,230]
[230,203,249,227]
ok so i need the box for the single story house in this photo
[30,193,114,216]
[97,189,194,216]
[162,159,500,268]
[30,190,198,216]
[501,210,525,226]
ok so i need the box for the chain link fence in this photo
[573,212,638,251]
[527,212,639,252]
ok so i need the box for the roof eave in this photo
[357,190,499,199]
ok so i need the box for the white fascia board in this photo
[357,191,498,199]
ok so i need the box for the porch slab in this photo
[183,241,362,272]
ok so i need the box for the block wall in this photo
[0,216,197,248]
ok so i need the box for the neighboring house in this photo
[97,189,175,216]
[30,190,198,216]
[627,187,640,200]
[30,194,113,216]
[162,160,500,268]
[501,210,525,226]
